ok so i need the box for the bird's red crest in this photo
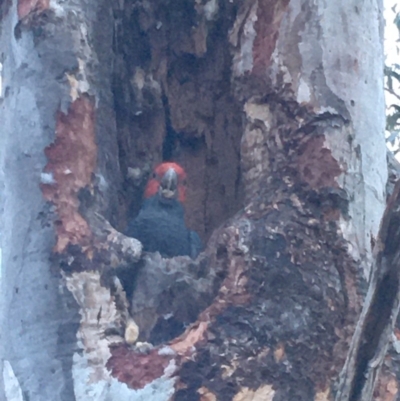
[145,162,187,202]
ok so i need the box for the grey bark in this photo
[0,5,77,400]
[0,0,121,399]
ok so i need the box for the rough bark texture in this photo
[0,0,391,401]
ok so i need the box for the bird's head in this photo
[144,162,187,203]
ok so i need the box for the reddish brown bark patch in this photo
[374,370,398,401]
[297,136,342,189]
[252,0,290,76]
[17,0,49,19]
[41,96,96,253]
[107,344,172,389]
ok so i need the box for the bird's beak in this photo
[158,168,178,199]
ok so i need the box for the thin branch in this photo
[385,86,400,102]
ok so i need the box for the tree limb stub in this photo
[336,180,400,401]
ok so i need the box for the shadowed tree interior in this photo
[111,0,244,242]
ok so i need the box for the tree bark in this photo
[0,0,392,400]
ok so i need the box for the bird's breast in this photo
[129,206,191,258]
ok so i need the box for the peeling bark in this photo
[0,0,391,400]
[42,96,96,253]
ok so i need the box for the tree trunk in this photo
[0,0,394,400]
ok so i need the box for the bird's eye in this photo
[152,172,157,179]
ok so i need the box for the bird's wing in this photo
[189,230,203,259]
